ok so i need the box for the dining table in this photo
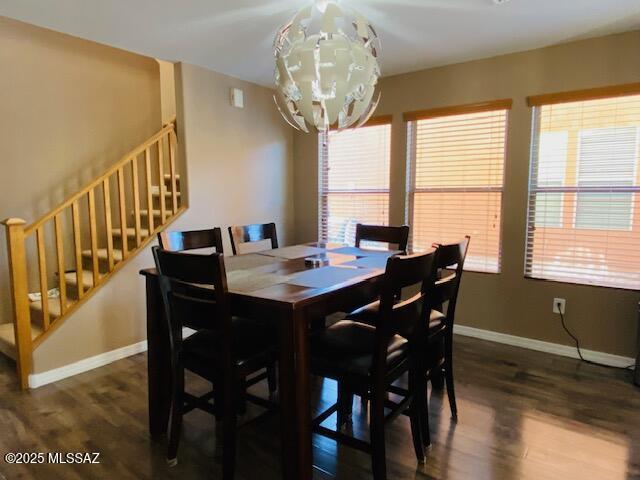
[140,242,399,480]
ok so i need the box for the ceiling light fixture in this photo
[273,0,382,133]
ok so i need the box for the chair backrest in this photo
[228,222,278,255]
[354,224,410,252]
[158,227,224,253]
[152,247,233,369]
[431,236,470,327]
[372,250,438,377]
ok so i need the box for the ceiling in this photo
[1,0,639,86]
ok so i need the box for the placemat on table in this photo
[260,245,328,260]
[227,269,291,292]
[327,246,400,257]
[287,266,376,289]
[342,255,390,269]
[225,253,283,271]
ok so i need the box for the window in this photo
[318,119,391,244]
[525,87,640,289]
[404,100,511,273]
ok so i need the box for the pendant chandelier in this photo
[273,0,381,133]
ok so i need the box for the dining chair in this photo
[342,224,409,326]
[228,222,278,255]
[152,247,277,478]
[354,223,410,252]
[384,236,469,448]
[345,237,469,432]
[157,228,225,332]
[309,224,410,333]
[158,227,224,253]
[309,250,439,480]
[423,236,470,422]
[158,227,276,394]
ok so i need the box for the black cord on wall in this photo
[556,305,635,371]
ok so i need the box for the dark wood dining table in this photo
[140,243,397,480]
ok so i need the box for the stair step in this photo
[139,209,164,219]
[152,190,181,200]
[30,297,75,319]
[164,174,180,183]
[0,323,43,360]
[64,270,103,289]
[81,248,124,263]
[112,227,151,239]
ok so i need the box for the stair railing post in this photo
[2,218,32,389]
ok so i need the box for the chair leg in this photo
[222,392,237,480]
[408,369,425,463]
[369,387,387,480]
[430,368,445,390]
[237,377,247,415]
[167,370,184,466]
[222,408,236,480]
[420,378,431,448]
[267,364,277,394]
[212,392,222,421]
[444,332,457,420]
[337,382,354,429]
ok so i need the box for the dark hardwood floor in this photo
[1,335,638,480]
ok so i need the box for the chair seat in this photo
[184,317,275,379]
[310,320,408,381]
[346,300,446,337]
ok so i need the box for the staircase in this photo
[1,120,186,389]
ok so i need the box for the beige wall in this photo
[0,16,161,332]
[33,62,295,373]
[171,62,295,252]
[293,30,640,357]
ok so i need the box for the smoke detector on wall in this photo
[493,0,511,4]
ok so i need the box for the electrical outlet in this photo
[553,298,566,315]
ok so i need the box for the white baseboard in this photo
[454,324,634,368]
[28,340,148,389]
[28,327,197,389]
[27,324,632,389]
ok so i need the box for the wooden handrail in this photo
[24,121,175,236]
[2,119,184,390]
[163,115,177,128]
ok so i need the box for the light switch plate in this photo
[231,88,244,108]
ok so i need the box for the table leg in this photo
[278,308,312,480]
[145,274,171,437]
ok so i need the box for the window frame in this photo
[403,99,512,274]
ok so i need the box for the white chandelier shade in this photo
[273,1,382,133]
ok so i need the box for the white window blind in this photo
[535,131,568,228]
[405,101,511,273]
[318,121,391,244]
[525,91,640,289]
